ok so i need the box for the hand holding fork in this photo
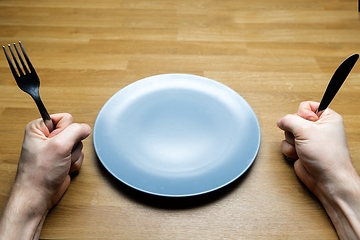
[3,41,54,132]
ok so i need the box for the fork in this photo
[3,41,54,132]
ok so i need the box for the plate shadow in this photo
[94,153,256,210]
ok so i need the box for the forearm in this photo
[317,171,360,239]
[0,186,49,240]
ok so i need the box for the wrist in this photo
[0,184,49,239]
[316,169,360,239]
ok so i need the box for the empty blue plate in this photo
[93,74,260,197]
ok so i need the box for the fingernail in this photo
[307,116,317,122]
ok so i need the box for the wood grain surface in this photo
[0,0,360,239]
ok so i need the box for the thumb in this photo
[51,123,91,151]
[297,101,319,122]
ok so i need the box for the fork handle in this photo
[33,96,55,132]
[43,119,55,133]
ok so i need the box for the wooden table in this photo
[0,0,359,239]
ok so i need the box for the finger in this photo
[51,123,91,151]
[297,101,320,121]
[26,118,49,138]
[293,160,314,191]
[280,140,298,160]
[70,153,84,173]
[24,113,74,138]
[277,114,311,136]
[71,141,83,164]
[284,130,295,145]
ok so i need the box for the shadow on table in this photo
[94,154,255,210]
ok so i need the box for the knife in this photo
[316,53,359,117]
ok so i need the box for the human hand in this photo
[0,113,91,239]
[15,113,91,209]
[277,101,360,239]
[277,101,355,194]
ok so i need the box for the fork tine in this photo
[2,45,19,78]
[19,41,35,73]
[14,42,30,74]
[8,44,24,76]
